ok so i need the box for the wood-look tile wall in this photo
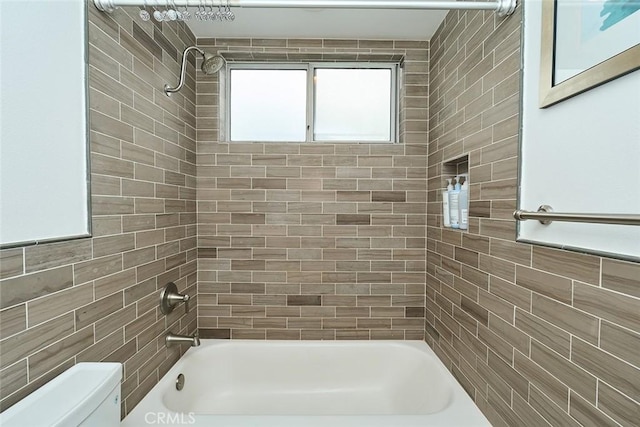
[195,38,429,340]
[427,8,640,427]
[0,4,198,416]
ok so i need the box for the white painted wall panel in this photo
[0,0,89,247]
[519,0,640,260]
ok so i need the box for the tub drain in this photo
[176,373,185,391]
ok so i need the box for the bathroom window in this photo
[225,63,398,143]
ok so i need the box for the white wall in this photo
[520,0,640,260]
[0,0,89,247]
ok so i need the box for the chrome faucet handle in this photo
[166,291,189,303]
[160,282,190,315]
[183,292,190,312]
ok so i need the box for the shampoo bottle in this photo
[442,179,453,227]
[449,177,460,229]
[458,175,469,230]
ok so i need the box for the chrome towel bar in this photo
[513,205,640,226]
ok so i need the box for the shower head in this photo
[201,53,225,75]
[164,46,223,96]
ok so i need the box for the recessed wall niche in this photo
[441,154,469,231]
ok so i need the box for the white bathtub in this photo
[122,340,491,427]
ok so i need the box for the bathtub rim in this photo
[122,339,492,427]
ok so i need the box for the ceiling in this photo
[185,7,448,40]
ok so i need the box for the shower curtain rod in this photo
[94,0,518,17]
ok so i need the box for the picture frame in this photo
[539,0,640,108]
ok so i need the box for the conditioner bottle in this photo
[442,179,453,227]
[458,175,469,230]
[449,177,460,229]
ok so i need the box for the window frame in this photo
[222,62,399,143]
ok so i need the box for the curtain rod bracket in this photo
[95,0,116,12]
[496,0,517,17]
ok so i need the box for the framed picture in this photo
[539,0,640,108]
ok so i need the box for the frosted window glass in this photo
[314,69,392,141]
[230,69,307,142]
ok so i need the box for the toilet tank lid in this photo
[0,362,122,427]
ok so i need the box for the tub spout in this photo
[166,331,200,347]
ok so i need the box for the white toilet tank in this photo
[0,362,122,427]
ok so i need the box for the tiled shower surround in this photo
[0,3,638,426]
[195,37,430,340]
[196,142,429,340]
[426,7,640,427]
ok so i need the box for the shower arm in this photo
[95,0,518,18]
[164,46,205,96]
